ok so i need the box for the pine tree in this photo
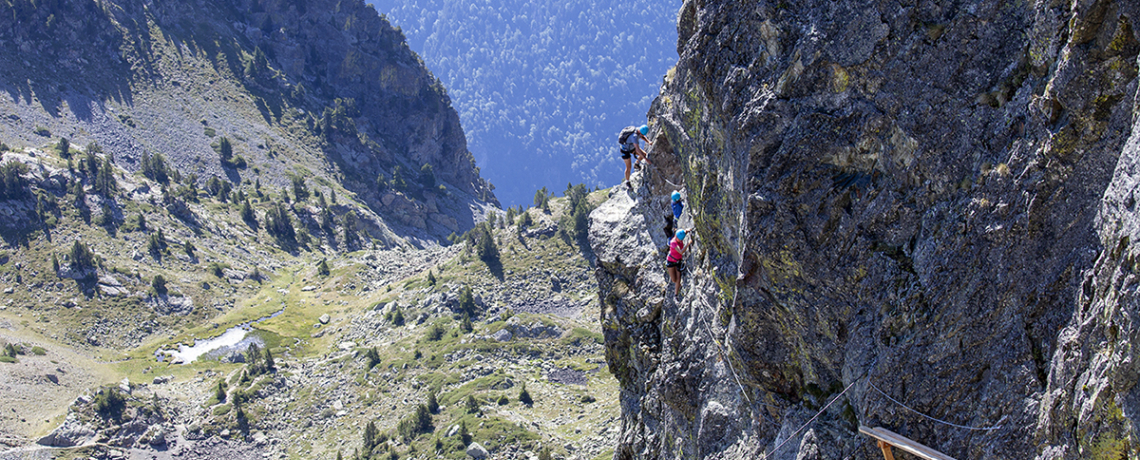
[69,241,96,271]
[363,420,378,455]
[264,348,275,372]
[83,151,98,178]
[218,137,233,161]
[56,137,70,158]
[419,163,436,189]
[234,402,249,433]
[342,211,358,247]
[426,270,436,286]
[465,395,480,414]
[291,176,309,201]
[70,179,86,208]
[240,199,257,227]
[459,421,471,445]
[365,347,380,369]
[518,383,533,406]
[317,259,330,276]
[215,381,226,403]
[391,166,408,192]
[475,223,499,263]
[152,275,167,295]
[533,187,547,207]
[458,285,476,316]
[96,156,115,196]
[517,211,533,230]
[427,388,439,414]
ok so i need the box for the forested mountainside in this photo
[0,0,495,244]
[374,0,681,207]
[591,0,1140,459]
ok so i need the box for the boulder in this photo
[37,415,95,447]
[466,442,489,459]
[492,329,512,342]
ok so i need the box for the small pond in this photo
[157,308,284,364]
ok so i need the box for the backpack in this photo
[618,126,637,145]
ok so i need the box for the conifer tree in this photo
[518,383,533,406]
[363,420,378,456]
[342,211,358,247]
[240,199,257,227]
[427,388,439,414]
[218,137,233,161]
[96,156,115,196]
[56,137,70,158]
[264,348,275,372]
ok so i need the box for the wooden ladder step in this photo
[858,425,958,460]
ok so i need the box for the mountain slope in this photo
[373,0,681,206]
[592,1,1140,459]
[0,0,495,243]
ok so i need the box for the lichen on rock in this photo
[592,1,1140,459]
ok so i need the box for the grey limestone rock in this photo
[592,0,1140,459]
[36,414,95,447]
[466,442,489,459]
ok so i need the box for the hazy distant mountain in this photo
[373,0,681,206]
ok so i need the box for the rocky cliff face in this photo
[0,0,495,241]
[591,1,1140,459]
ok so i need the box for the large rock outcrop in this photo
[592,1,1140,459]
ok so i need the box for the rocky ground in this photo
[0,188,617,460]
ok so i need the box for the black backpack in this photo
[618,126,637,145]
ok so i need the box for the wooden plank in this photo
[858,425,957,460]
[877,440,896,460]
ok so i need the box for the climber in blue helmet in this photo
[671,191,683,220]
[618,124,652,189]
[666,228,688,299]
[665,190,684,240]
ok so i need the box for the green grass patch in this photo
[440,374,509,406]
[560,327,603,346]
[416,371,462,390]
[592,449,615,460]
[212,404,232,416]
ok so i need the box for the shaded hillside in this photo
[0,0,496,243]
[592,1,1140,459]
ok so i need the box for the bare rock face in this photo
[592,1,1140,459]
[36,414,95,448]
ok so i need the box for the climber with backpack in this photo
[618,125,651,189]
[664,190,683,240]
[666,229,688,299]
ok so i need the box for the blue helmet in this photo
[671,191,681,202]
[638,125,649,135]
[676,230,686,241]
